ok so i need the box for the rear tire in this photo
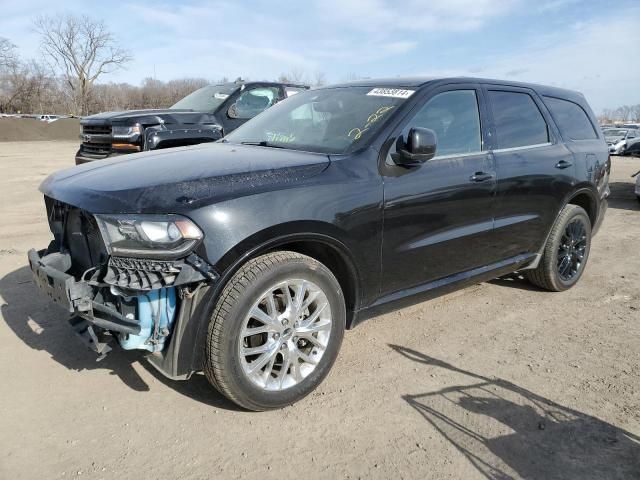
[525,205,591,291]
[204,251,345,411]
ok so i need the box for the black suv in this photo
[29,77,609,411]
[76,80,308,164]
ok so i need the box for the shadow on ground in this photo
[390,344,640,480]
[608,181,639,212]
[0,265,240,410]
[488,272,542,291]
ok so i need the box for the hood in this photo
[40,143,330,213]
[81,109,218,126]
[604,135,624,143]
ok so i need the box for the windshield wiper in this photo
[240,141,285,149]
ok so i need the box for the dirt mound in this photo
[0,117,80,142]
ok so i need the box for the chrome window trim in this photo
[492,142,552,153]
[431,150,486,160]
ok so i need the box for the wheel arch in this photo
[213,223,362,329]
[178,223,363,376]
[565,187,598,227]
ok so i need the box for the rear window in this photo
[544,96,597,140]
[488,90,549,149]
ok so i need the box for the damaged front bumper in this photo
[28,247,217,375]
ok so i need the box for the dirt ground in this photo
[0,141,638,480]
[0,118,80,142]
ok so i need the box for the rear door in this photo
[381,84,497,295]
[483,85,575,259]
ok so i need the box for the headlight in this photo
[112,125,141,141]
[95,214,203,258]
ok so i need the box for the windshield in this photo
[171,84,238,111]
[603,129,627,137]
[224,86,415,154]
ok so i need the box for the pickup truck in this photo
[75,80,308,164]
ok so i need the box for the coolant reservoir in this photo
[119,287,177,352]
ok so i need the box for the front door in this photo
[381,86,497,296]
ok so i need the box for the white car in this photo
[39,115,60,123]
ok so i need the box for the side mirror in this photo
[393,127,437,165]
[227,103,239,119]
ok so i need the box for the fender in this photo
[169,227,363,378]
[522,185,600,270]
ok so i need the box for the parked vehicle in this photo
[633,169,640,202]
[29,77,609,410]
[39,114,60,123]
[75,80,309,165]
[603,127,640,155]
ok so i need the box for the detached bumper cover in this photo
[28,249,92,313]
[28,249,141,334]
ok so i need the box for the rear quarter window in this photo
[544,96,598,140]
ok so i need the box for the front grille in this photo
[83,124,112,135]
[81,124,112,156]
[81,143,112,155]
[104,257,181,290]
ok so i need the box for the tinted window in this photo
[489,91,549,149]
[544,96,597,140]
[171,84,237,111]
[406,90,482,156]
[230,87,280,119]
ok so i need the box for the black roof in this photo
[326,76,586,102]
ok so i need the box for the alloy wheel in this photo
[238,279,332,391]
[557,219,587,281]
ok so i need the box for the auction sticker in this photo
[367,88,414,99]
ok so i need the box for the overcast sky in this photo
[1,0,639,112]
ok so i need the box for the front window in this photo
[403,90,483,157]
[224,86,415,154]
[228,87,280,120]
[171,84,237,112]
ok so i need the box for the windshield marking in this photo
[348,106,395,140]
[266,131,296,143]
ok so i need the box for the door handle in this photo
[469,171,494,182]
[555,160,573,169]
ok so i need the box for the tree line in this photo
[597,105,640,125]
[0,14,326,117]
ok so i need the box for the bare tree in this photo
[313,71,327,87]
[34,14,131,115]
[617,105,633,122]
[0,37,19,70]
[278,68,307,84]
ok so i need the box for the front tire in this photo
[204,251,346,411]
[526,205,591,291]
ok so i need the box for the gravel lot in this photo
[1,141,638,479]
